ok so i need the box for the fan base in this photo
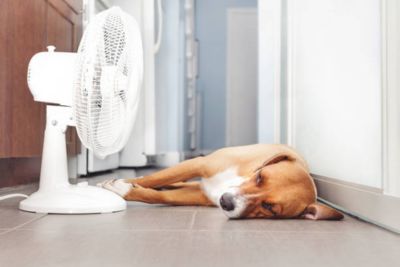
[19,182,127,214]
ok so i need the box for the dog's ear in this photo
[260,153,295,169]
[301,203,344,220]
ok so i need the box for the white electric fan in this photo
[19,7,143,214]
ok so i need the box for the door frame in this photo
[257,0,282,144]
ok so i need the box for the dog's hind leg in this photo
[124,182,214,206]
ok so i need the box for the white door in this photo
[226,8,258,146]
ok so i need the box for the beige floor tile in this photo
[270,234,400,267]
[0,229,189,267]
[192,209,390,234]
[20,208,195,232]
[268,228,400,243]
[0,184,38,207]
[0,207,46,229]
[1,228,399,267]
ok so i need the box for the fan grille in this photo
[74,7,143,159]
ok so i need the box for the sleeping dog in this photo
[98,144,343,220]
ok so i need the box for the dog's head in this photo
[219,153,343,220]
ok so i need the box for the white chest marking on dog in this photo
[201,168,245,206]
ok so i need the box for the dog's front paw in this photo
[97,179,133,198]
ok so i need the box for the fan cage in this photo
[74,7,143,159]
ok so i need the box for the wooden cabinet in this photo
[0,0,47,158]
[0,0,82,187]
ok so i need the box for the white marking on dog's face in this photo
[201,168,247,219]
[97,179,132,197]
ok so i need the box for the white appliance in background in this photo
[77,0,161,174]
[21,7,143,213]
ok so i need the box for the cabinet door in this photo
[47,0,82,52]
[0,0,82,158]
[0,0,82,187]
[0,0,47,158]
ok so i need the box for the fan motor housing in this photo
[27,47,76,106]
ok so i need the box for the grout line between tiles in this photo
[0,213,48,236]
[189,211,197,230]
[0,230,10,236]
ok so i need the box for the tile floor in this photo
[0,169,399,267]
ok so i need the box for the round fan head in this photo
[74,7,143,159]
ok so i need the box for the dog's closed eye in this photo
[261,201,277,215]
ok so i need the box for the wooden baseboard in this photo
[314,175,400,233]
[0,157,41,188]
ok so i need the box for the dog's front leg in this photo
[128,184,213,206]
[102,180,214,206]
[125,157,206,188]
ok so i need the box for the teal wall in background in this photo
[196,0,258,151]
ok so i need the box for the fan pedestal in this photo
[19,106,126,214]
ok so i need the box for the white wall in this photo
[287,0,382,188]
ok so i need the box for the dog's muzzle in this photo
[219,192,248,219]
[220,193,235,211]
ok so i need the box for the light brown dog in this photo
[98,144,343,220]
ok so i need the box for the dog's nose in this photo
[220,193,235,211]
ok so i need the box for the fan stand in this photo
[19,105,127,214]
